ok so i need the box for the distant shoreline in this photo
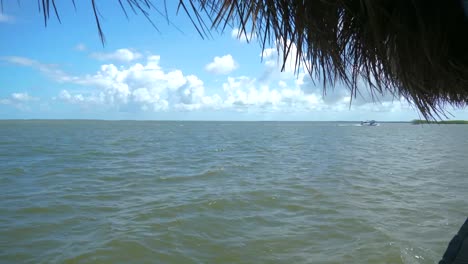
[412,119,468,124]
[0,119,411,123]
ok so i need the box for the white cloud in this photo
[260,39,305,76]
[2,56,69,81]
[221,76,322,112]
[55,56,221,111]
[3,56,36,66]
[0,92,39,110]
[231,28,255,43]
[7,51,416,119]
[56,90,108,111]
[55,53,409,115]
[75,43,87,51]
[90,49,142,62]
[11,92,37,102]
[278,81,288,88]
[0,13,14,23]
[256,39,403,111]
[205,54,238,75]
[54,55,319,112]
[261,48,276,60]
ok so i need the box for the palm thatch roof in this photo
[3,0,468,119]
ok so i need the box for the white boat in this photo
[360,120,379,126]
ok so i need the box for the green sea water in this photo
[0,120,466,263]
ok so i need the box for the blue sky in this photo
[1,1,467,121]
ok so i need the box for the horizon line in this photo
[0,118,412,123]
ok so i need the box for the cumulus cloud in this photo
[221,76,322,112]
[51,54,324,112]
[90,49,142,62]
[0,92,39,110]
[56,53,405,114]
[58,90,104,105]
[7,50,410,117]
[205,54,238,75]
[55,56,222,111]
[0,13,14,23]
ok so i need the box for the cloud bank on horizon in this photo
[1,43,416,120]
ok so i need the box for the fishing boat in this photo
[360,120,379,126]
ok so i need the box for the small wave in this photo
[16,204,74,215]
[31,146,56,154]
[3,167,25,176]
[158,167,225,183]
[400,246,438,264]
[122,149,144,157]
[63,238,190,263]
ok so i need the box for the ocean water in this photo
[0,120,466,264]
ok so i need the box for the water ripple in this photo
[0,121,467,263]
